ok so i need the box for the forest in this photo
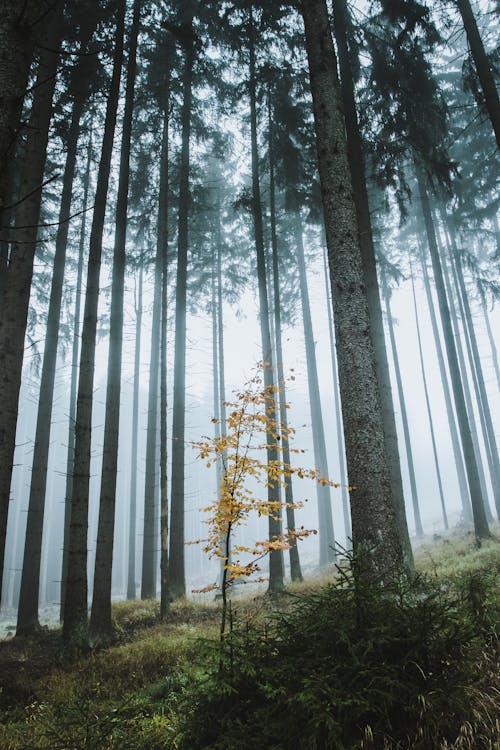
[0,0,499,747]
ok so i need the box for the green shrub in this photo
[172,565,499,749]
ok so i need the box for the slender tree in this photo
[90,0,141,641]
[63,0,126,644]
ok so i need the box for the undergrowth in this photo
[0,533,498,749]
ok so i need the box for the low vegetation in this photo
[0,531,498,749]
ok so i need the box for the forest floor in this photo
[0,527,498,749]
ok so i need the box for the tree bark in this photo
[268,98,302,582]
[295,216,335,566]
[301,0,405,580]
[0,18,61,607]
[169,6,195,601]
[455,0,500,148]
[415,164,489,539]
[322,244,351,543]
[381,272,423,538]
[331,0,413,569]
[90,0,140,641]
[248,7,284,592]
[62,1,125,645]
[480,289,500,393]
[60,129,93,621]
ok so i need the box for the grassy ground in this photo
[0,529,498,749]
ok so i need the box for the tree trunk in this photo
[169,7,195,601]
[301,0,405,580]
[268,98,302,582]
[127,263,143,600]
[415,164,489,539]
[62,1,125,645]
[410,264,448,529]
[381,272,423,538]
[322,244,351,543]
[436,220,493,522]
[142,91,170,601]
[248,8,284,592]
[455,0,500,148]
[444,214,500,519]
[417,238,472,522]
[60,129,93,621]
[90,0,140,641]
[295,217,335,566]
[159,89,170,621]
[331,0,413,569]
[16,65,90,636]
[0,20,61,606]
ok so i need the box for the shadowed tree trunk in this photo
[410,264,448,529]
[331,0,413,569]
[169,5,195,601]
[415,165,489,539]
[60,129,93,621]
[90,0,141,641]
[248,7,284,592]
[142,83,170,600]
[127,262,143,600]
[0,17,62,606]
[455,0,500,148]
[268,98,302,582]
[16,26,97,637]
[301,0,405,580]
[381,272,423,538]
[62,1,126,645]
[322,245,351,543]
[479,288,500,392]
[295,216,335,566]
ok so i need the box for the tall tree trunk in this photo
[295,217,335,566]
[444,215,500,519]
[142,92,170,600]
[62,2,125,645]
[381,272,423,538]
[248,8,284,592]
[455,0,500,148]
[415,165,489,539]
[126,263,143,600]
[417,238,472,522]
[90,0,140,641]
[331,0,413,569]
[436,221,493,522]
[159,90,170,620]
[268,98,302,582]
[60,129,93,620]
[410,264,448,529]
[169,8,195,601]
[0,20,61,606]
[322,245,351,543]
[16,32,97,636]
[301,0,405,580]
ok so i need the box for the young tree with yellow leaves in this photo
[193,366,341,639]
